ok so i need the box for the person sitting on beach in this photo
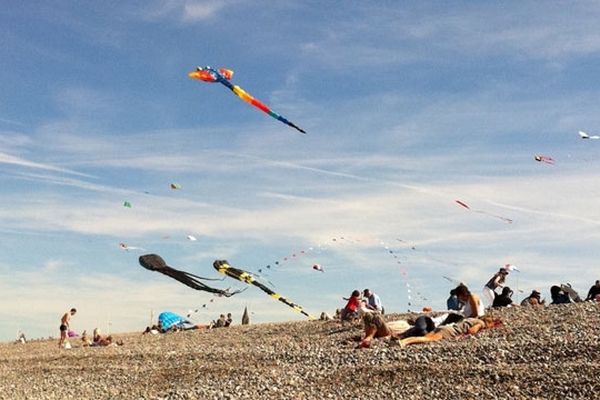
[224,313,233,327]
[214,314,227,328]
[16,331,26,344]
[585,280,600,301]
[550,285,571,305]
[319,312,332,321]
[359,313,410,348]
[521,290,545,307]
[492,287,514,308]
[341,290,361,321]
[446,288,462,311]
[397,316,499,347]
[363,289,384,313]
[81,330,92,347]
[456,284,485,318]
[143,325,161,335]
[91,328,123,346]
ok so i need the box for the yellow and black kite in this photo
[213,259,315,319]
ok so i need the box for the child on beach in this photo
[341,290,361,321]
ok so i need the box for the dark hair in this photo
[70,308,77,313]
[455,284,470,297]
[449,288,457,296]
[351,290,360,297]
[501,286,513,296]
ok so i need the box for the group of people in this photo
[339,288,383,321]
[55,273,598,350]
[449,266,600,311]
[212,313,233,328]
[359,282,499,348]
[58,308,123,348]
[357,271,599,349]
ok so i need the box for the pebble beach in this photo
[1,302,598,400]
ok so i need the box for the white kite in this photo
[578,131,600,140]
[503,263,519,272]
[186,235,197,241]
[119,242,146,252]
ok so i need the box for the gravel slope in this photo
[1,302,598,399]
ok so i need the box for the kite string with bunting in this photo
[259,235,428,312]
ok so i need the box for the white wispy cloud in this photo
[142,0,232,22]
[0,152,91,177]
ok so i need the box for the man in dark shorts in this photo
[59,308,77,348]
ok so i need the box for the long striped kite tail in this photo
[213,259,315,319]
[229,84,306,134]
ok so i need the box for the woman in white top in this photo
[456,284,485,317]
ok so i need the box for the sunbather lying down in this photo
[397,316,501,347]
[359,313,501,348]
[360,313,410,347]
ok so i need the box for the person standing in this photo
[482,267,509,307]
[363,288,384,313]
[59,308,76,348]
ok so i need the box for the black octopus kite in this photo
[139,254,245,297]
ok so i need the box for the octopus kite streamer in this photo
[213,259,315,319]
[139,254,244,297]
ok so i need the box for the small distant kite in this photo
[503,263,519,272]
[123,201,132,208]
[579,131,600,140]
[455,200,513,224]
[213,260,315,319]
[170,183,182,190]
[188,66,306,134]
[186,235,197,241]
[119,242,145,252]
[139,254,244,297]
[534,155,554,164]
[312,264,324,272]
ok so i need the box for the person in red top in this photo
[341,290,361,321]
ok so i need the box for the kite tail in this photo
[213,260,314,319]
[473,210,513,224]
[230,85,306,134]
[270,292,315,320]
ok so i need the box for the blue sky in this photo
[2,1,600,341]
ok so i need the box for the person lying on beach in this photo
[359,313,410,348]
[90,328,124,346]
[397,316,499,347]
[143,325,161,335]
